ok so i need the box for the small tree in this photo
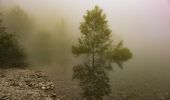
[72,6,132,100]
[0,13,26,68]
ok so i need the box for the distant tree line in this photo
[1,6,72,67]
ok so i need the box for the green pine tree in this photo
[72,6,132,100]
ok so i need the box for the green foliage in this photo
[108,40,133,69]
[72,6,132,100]
[0,14,27,68]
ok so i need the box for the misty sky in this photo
[1,0,170,72]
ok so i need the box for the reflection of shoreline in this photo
[35,65,170,100]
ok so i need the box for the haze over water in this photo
[1,0,170,99]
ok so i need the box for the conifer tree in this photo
[72,6,132,100]
[0,13,26,68]
[4,6,33,39]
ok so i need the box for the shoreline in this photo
[0,68,56,100]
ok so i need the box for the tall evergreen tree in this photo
[0,13,26,68]
[72,6,132,100]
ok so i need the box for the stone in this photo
[45,97,53,100]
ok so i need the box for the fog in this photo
[1,0,170,99]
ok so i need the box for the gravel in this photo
[0,68,56,100]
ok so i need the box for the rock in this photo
[0,68,56,100]
[46,82,55,90]
[42,86,46,90]
[35,71,46,78]
[39,81,55,90]
[45,97,53,100]
[0,92,10,100]
[9,80,19,86]
[0,72,6,78]
[50,92,57,99]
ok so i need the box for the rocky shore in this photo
[0,68,56,100]
[1,68,170,100]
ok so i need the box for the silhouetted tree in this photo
[0,13,27,68]
[3,6,33,39]
[72,6,132,100]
